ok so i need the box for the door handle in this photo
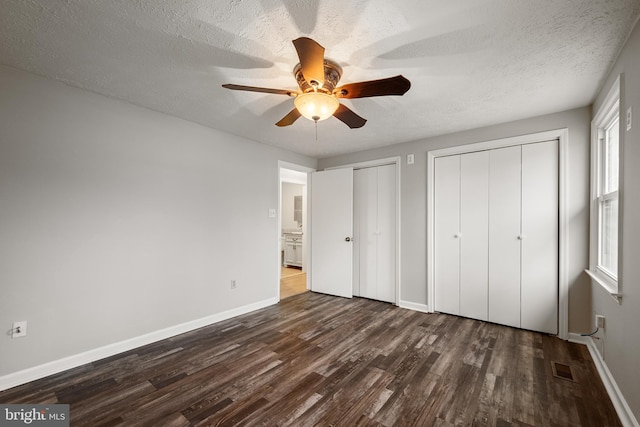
[454,233,462,238]
[345,237,352,242]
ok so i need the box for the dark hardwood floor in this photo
[0,292,621,426]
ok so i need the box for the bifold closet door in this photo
[376,164,396,303]
[521,140,558,334]
[459,151,489,321]
[353,164,396,303]
[353,167,375,298]
[434,155,460,315]
[488,146,522,329]
[435,142,558,333]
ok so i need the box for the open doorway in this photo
[279,164,311,299]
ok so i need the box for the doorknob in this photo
[345,237,352,242]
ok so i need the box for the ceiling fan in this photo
[222,37,411,129]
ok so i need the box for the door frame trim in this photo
[426,129,569,339]
[327,156,402,305]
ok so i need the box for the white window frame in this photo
[587,75,621,299]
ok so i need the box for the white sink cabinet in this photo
[283,233,303,268]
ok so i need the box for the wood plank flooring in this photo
[0,292,621,426]
[280,266,307,299]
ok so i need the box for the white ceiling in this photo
[1,0,639,158]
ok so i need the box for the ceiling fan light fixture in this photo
[222,37,410,129]
[294,92,339,122]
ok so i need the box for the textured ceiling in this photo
[1,0,639,158]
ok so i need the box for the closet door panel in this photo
[353,168,377,299]
[353,169,364,296]
[521,141,558,334]
[376,164,397,303]
[460,151,489,321]
[488,146,521,328]
[435,155,461,315]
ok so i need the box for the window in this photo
[588,76,620,294]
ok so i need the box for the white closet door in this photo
[376,164,396,303]
[353,167,377,298]
[435,155,461,315]
[521,140,558,334]
[310,168,353,298]
[488,146,521,328]
[353,169,363,296]
[460,151,489,321]
[353,165,396,303]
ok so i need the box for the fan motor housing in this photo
[294,59,342,95]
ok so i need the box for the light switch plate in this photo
[268,208,276,218]
[627,106,632,131]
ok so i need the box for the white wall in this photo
[0,65,316,378]
[281,183,303,231]
[318,107,592,332]
[591,20,640,421]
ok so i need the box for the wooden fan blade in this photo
[292,37,325,86]
[276,108,302,127]
[333,104,367,129]
[222,84,295,96]
[335,75,411,99]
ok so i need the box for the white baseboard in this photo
[398,300,431,313]
[568,333,639,427]
[0,297,278,392]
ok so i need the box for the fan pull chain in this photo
[315,120,318,141]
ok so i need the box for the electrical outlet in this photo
[12,321,27,338]
[407,154,415,165]
[595,314,605,329]
[230,279,237,289]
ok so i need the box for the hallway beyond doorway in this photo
[280,266,307,299]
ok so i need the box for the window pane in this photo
[599,197,618,277]
[604,117,619,193]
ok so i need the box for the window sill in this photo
[585,269,622,304]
